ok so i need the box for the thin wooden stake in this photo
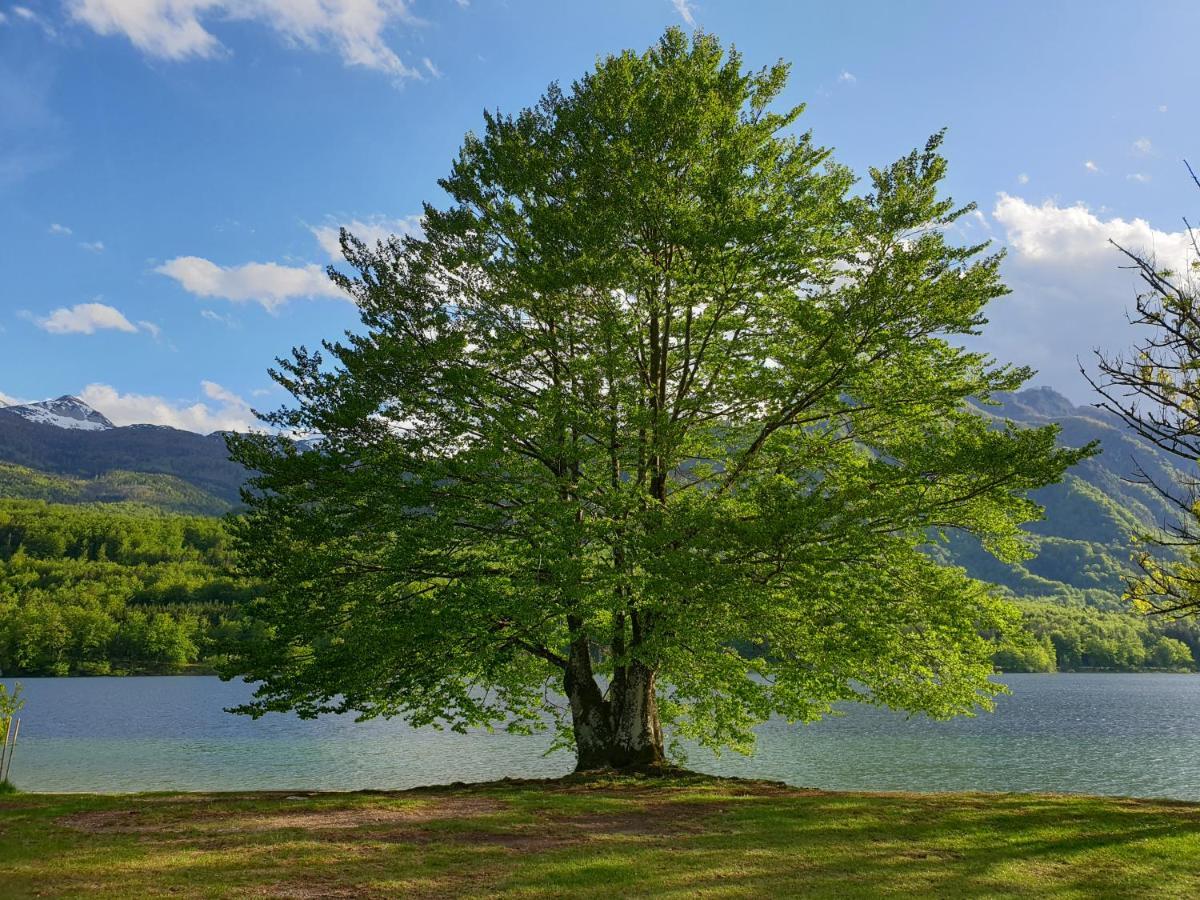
[1,717,16,783]
[3,719,19,782]
[0,716,11,782]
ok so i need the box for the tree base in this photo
[572,760,690,778]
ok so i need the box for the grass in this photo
[3,774,1200,898]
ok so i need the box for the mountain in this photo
[0,405,247,506]
[932,387,1192,608]
[0,385,1190,590]
[3,395,115,431]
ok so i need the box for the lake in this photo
[4,673,1199,798]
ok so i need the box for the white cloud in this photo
[202,379,247,406]
[1159,104,1168,113]
[1084,160,1100,174]
[421,56,440,78]
[137,319,162,339]
[1127,173,1151,183]
[79,381,257,432]
[993,194,1194,267]
[79,239,105,252]
[310,214,422,260]
[973,194,1199,401]
[13,6,35,20]
[48,223,72,236]
[35,302,139,335]
[1017,173,1029,185]
[157,255,348,311]
[1133,137,1152,155]
[0,390,22,407]
[837,70,856,84]
[671,0,696,26]
[66,0,426,82]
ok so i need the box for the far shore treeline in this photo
[0,493,1195,677]
[0,498,260,676]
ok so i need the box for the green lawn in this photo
[2,775,1199,898]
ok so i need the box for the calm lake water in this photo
[3,674,1199,798]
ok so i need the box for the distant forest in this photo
[0,499,259,676]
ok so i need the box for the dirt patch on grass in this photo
[58,792,732,862]
[58,795,505,836]
[563,799,729,836]
[253,880,380,899]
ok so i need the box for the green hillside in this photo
[936,388,1200,671]
[0,462,233,517]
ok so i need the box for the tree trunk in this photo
[564,638,666,772]
[564,634,615,771]
[608,659,666,770]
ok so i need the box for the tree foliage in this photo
[226,30,1089,769]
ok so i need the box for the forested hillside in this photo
[0,462,233,516]
[0,500,257,675]
[937,387,1200,671]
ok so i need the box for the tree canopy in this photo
[226,29,1089,770]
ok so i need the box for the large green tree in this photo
[227,30,1088,771]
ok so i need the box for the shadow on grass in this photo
[3,781,1199,898]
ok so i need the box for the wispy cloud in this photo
[837,70,856,84]
[79,239,105,253]
[66,0,429,84]
[310,214,422,260]
[9,4,56,37]
[35,301,140,335]
[48,223,72,236]
[1127,173,1151,183]
[80,380,257,432]
[200,308,239,328]
[1017,173,1029,185]
[157,256,349,311]
[1084,160,1100,174]
[1133,137,1152,155]
[671,0,696,26]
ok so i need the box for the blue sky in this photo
[2,0,1197,430]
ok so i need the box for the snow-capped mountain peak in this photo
[1,395,115,431]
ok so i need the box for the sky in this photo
[1,0,1198,431]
